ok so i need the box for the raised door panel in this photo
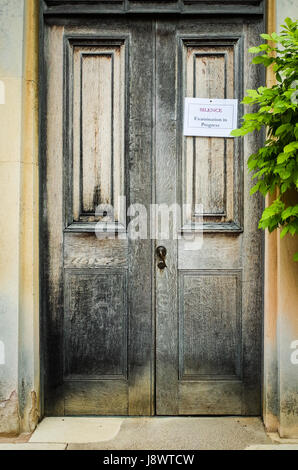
[179,270,242,381]
[64,269,127,380]
[65,38,126,230]
[180,37,243,231]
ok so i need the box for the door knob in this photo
[156,246,167,270]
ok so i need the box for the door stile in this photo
[127,19,155,415]
[155,20,180,415]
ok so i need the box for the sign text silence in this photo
[184,98,238,137]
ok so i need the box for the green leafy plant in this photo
[231,17,298,260]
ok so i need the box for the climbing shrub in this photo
[231,17,298,260]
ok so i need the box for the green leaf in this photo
[284,142,298,153]
[250,182,261,195]
[252,56,269,65]
[281,206,298,220]
[275,168,292,179]
[284,17,294,28]
[233,18,298,260]
[275,123,293,136]
[276,72,282,82]
[280,225,290,238]
[230,128,247,137]
[260,33,271,40]
[281,182,291,193]
[277,153,290,164]
[246,89,260,98]
[261,199,285,220]
[249,46,261,53]
[242,96,255,104]
[271,32,281,41]
[289,225,297,235]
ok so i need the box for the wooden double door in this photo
[43,16,263,416]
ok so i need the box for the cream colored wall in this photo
[0,0,39,434]
[0,0,25,435]
[263,0,298,438]
[263,0,279,434]
[277,203,298,437]
[18,0,40,433]
[275,0,298,438]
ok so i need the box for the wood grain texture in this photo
[179,270,242,380]
[184,0,261,3]
[64,233,128,268]
[64,380,128,415]
[181,39,240,230]
[155,20,179,415]
[81,52,113,211]
[193,54,226,217]
[70,40,125,224]
[239,19,265,415]
[64,269,127,379]
[126,20,155,415]
[43,24,66,416]
[156,18,264,416]
[43,0,264,16]
[179,380,242,415]
[44,20,154,416]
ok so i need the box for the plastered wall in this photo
[263,0,298,438]
[0,0,39,435]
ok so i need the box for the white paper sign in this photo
[184,98,238,137]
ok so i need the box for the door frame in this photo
[39,1,266,418]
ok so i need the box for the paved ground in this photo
[0,417,297,450]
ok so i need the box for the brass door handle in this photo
[156,246,167,270]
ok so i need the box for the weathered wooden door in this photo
[43,14,263,416]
